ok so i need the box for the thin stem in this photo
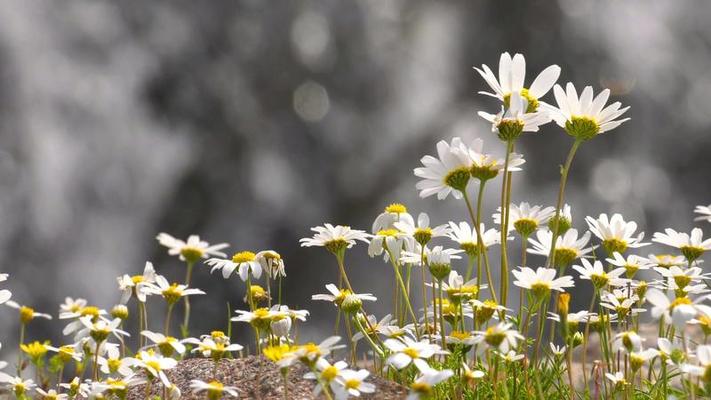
[518,235,529,319]
[420,247,428,330]
[385,247,421,338]
[17,324,25,376]
[181,261,195,338]
[438,280,447,350]
[462,189,498,304]
[499,139,514,306]
[164,303,175,336]
[582,289,598,393]
[546,139,583,268]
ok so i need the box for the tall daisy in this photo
[478,92,552,141]
[493,202,555,237]
[299,224,370,254]
[372,203,415,233]
[512,266,574,300]
[585,213,649,255]
[547,83,630,141]
[653,227,711,263]
[413,137,474,200]
[474,52,561,112]
[156,233,229,264]
[206,251,263,281]
[527,229,596,268]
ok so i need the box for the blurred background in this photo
[1,0,711,351]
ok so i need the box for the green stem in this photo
[499,140,514,307]
[385,247,420,338]
[17,323,25,376]
[438,280,447,350]
[181,261,195,338]
[546,139,583,268]
[165,303,175,336]
[462,189,498,305]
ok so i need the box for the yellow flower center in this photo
[444,166,471,192]
[565,115,600,141]
[19,306,35,324]
[403,347,420,359]
[377,229,399,237]
[411,382,432,395]
[131,275,144,284]
[232,251,256,264]
[385,203,407,214]
[80,306,101,318]
[345,379,361,390]
[322,365,339,381]
[670,297,692,311]
[162,284,184,305]
[180,246,205,263]
[503,88,539,113]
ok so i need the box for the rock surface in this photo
[126,356,408,399]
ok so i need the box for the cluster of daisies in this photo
[0,51,709,400]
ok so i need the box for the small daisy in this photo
[413,137,474,200]
[334,369,376,399]
[399,244,463,267]
[35,388,69,400]
[606,252,653,279]
[184,336,243,359]
[312,284,377,309]
[156,233,229,263]
[648,253,687,269]
[299,224,370,254]
[96,344,132,376]
[461,362,485,384]
[493,202,555,237]
[442,270,486,303]
[190,379,239,399]
[600,291,645,319]
[293,336,345,362]
[527,229,595,268]
[605,371,628,387]
[547,82,630,141]
[473,322,524,353]
[512,266,575,299]
[4,301,52,324]
[0,273,9,305]
[585,213,649,255]
[468,146,525,182]
[303,358,349,397]
[694,205,711,223]
[141,330,187,357]
[117,261,157,304]
[612,331,644,353]
[126,350,177,387]
[394,212,449,246]
[372,203,415,233]
[474,52,560,111]
[368,228,410,262]
[384,337,446,370]
[407,364,454,400]
[645,288,711,328]
[478,91,552,141]
[144,276,205,305]
[256,250,286,279]
[447,221,504,256]
[206,251,263,281]
[0,373,36,398]
[75,316,129,344]
[682,345,711,382]
[654,266,709,292]
[653,227,711,263]
[572,259,626,289]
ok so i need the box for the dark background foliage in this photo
[1,0,710,351]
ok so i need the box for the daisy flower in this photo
[493,202,555,237]
[461,362,485,384]
[527,229,595,268]
[299,224,370,254]
[0,373,36,398]
[682,345,711,382]
[368,228,410,262]
[36,388,69,400]
[473,322,524,353]
[117,261,157,304]
[572,259,626,289]
[394,212,449,246]
[303,358,349,397]
[4,300,52,324]
[156,233,229,264]
[184,336,243,359]
[384,337,446,370]
[334,369,376,399]
[512,266,575,299]
[442,270,486,303]
[144,275,205,305]
[547,82,630,141]
[645,288,711,328]
[413,137,474,200]
[648,253,687,269]
[474,52,560,112]
[478,91,552,141]
[58,297,89,317]
[75,316,129,344]
[141,331,187,357]
[399,244,463,266]
[629,348,660,372]
[653,227,711,263]
[256,250,286,279]
[407,363,454,400]
[605,371,628,387]
[606,252,653,279]
[352,314,397,343]
[654,266,709,292]
[312,284,377,312]
[292,336,345,363]
[372,203,414,233]
[190,380,239,398]
[694,205,711,223]
[600,291,645,319]
[585,213,649,255]
[206,250,263,281]
[612,331,644,353]
[657,337,686,365]
[548,204,573,234]
[126,350,177,387]
[96,344,132,376]
[468,145,525,182]
[447,221,504,256]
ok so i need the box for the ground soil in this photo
[126,355,408,399]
